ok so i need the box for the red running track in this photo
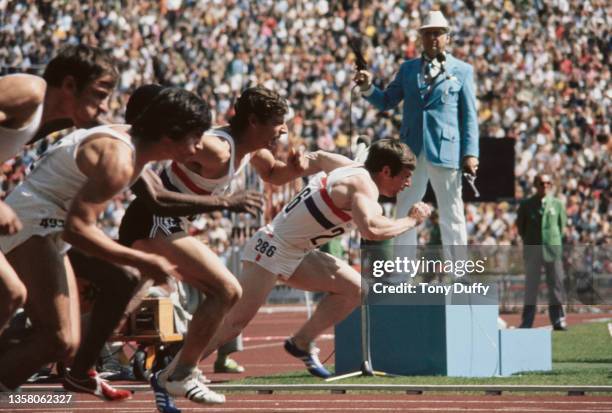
[3,393,612,413]
[6,307,611,412]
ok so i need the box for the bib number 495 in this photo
[39,218,64,229]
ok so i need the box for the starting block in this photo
[126,297,183,343]
[111,297,182,375]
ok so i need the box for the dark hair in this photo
[43,44,118,92]
[228,86,287,132]
[125,84,165,124]
[131,87,211,143]
[364,139,416,176]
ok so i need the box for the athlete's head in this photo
[130,87,211,159]
[364,139,416,197]
[229,86,288,149]
[43,44,118,128]
[125,84,165,124]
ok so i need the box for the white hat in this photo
[419,11,450,32]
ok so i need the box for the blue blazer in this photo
[364,54,479,169]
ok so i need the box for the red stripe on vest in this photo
[319,177,351,222]
[171,162,211,195]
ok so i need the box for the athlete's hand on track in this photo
[225,190,264,216]
[0,201,22,235]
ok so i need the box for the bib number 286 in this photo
[254,238,276,257]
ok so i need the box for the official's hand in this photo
[225,190,264,216]
[353,70,373,92]
[408,202,432,225]
[463,156,479,175]
[0,201,22,235]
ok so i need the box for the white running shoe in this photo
[161,370,225,404]
[194,368,211,384]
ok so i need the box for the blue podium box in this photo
[335,303,500,377]
[499,328,551,376]
[335,291,551,377]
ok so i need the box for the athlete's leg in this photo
[285,250,361,350]
[0,253,26,335]
[198,261,278,361]
[0,236,79,389]
[65,255,81,359]
[132,235,242,374]
[67,249,141,379]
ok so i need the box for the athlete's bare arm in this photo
[131,169,263,217]
[182,134,231,178]
[348,178,431,241]
[62,136,176,283]
[249,147,308,185]
[0,74,46,128]
[250,148,355,185]
[301,150,357,175]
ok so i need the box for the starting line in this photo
[23,384,612,396]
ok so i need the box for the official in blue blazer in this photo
[355,10,479,246]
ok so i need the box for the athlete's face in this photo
[168,129,205,160]
[379,166,413,197]
[69,74,116,128]
[254,115,288,150]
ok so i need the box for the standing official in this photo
[516,174,568,330]
[354,10,479,246]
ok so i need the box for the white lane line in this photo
[47,398,612,406]
[3,407,612,412]
[243,334,333,342]
[242,334,332,351]
[258,306,310,313]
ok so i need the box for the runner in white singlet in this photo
[196,139,432,379]
[0,45,117,360]
[0,88,209,399]
[118,86,316,407]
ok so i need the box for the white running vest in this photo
[14,124,134,213]
[162,128,250,196]
[269,165,369,251]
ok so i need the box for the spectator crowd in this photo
[0,0,609,256]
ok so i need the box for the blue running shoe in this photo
[151,371,181,413]
[284,338,332,378]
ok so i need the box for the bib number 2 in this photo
[310,226,345,246]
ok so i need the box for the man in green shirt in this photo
[516,174,568,330]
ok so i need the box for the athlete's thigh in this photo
[133,235,236,292]
[7,236,76,332]
[286,250,361,295]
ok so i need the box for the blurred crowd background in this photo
[0,0,609,262]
